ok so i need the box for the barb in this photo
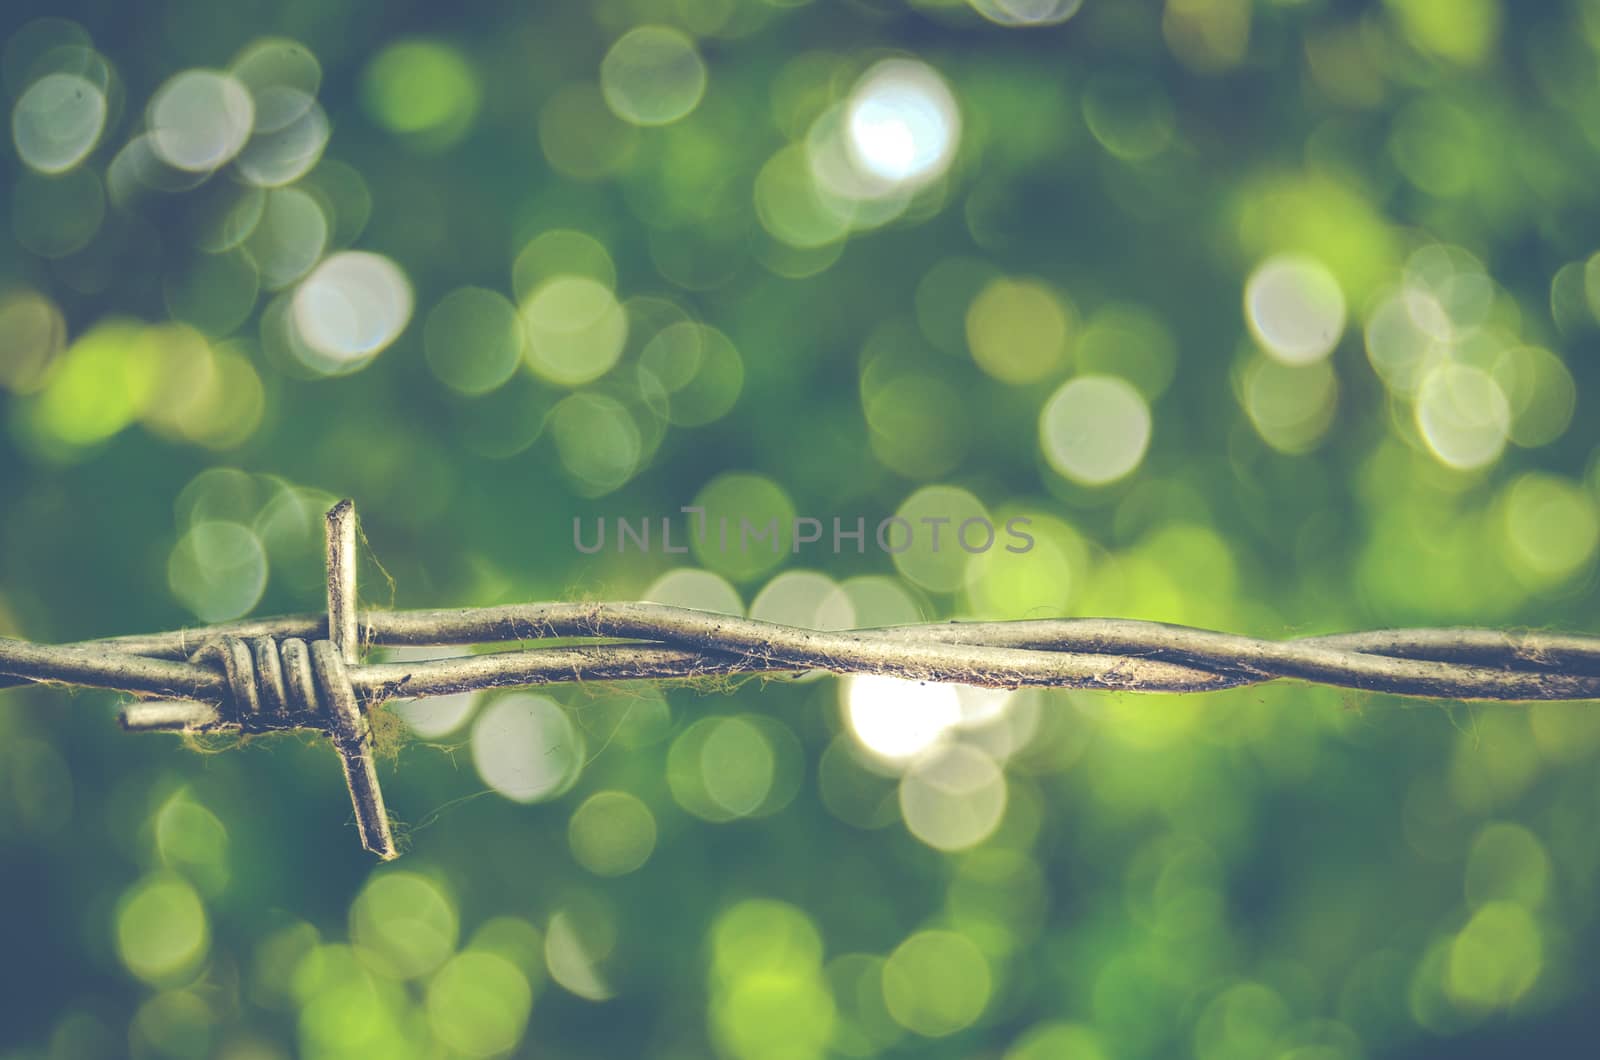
[322,499,397,860]
[1,500,1597,858]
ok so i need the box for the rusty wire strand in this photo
[1,501,1597,857]
[3,608,1600,710]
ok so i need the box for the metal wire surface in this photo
[3,501,1595,858]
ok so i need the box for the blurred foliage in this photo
[3,0,1600,1057]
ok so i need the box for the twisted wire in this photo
[3,608,1598,723]
[2,497,1596,863]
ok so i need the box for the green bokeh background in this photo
[4,0,1600,1057]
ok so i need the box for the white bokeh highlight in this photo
[844,59,960,193]
[899,744,1008,851]
[471,694,584,803]
[235,93,329,186]
[1245,255,1346,365]
[291,251,413,369]
[12,73,107,174]
[1415,363,1510,471]
[1040,375,1152,486]
[149,70,255,172]
[846,674,961,762]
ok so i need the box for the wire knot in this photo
[191,636,316,729]
[190,635,372,751]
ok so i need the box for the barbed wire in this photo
[2,501,1597,860]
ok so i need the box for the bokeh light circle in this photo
[844,59,960,191]
[1039,375,1152,486]
[1414,363,1510,471]
[1364,290,1447,395]
[1494,345,1575,449]
[1244,254,1346,365]
[148,70,254,172]
[750,570,855,632]
[899,743,1008,851]
[842,574,923,628]
[350,871,459,979]
[668,714,803,822]
[522,276,628,386]
[1241,355,1339,454]
[638,321,744,426]
[757,142,856,250]
[167,521,268,622]
[548,392,642,496]
[12,72,106,174]
[231,37,321,131]
[569,791,657,876]
[700,716,776,817]
[1081,75,1174,161]
[427,951,533,1056]
[846,674,961,763]
[2,19,96,100]
[711,898,824,981]
[688,472,797,583]
[115,875,209,984]
[1447,902,1542,1007]
[471,694,584,803]
[390,693,479,739]
[600,26,707,127]
[0,288,67,393]
[891,485,990,593]
[643,568,743,614]
[362,39,480,149]
[234,93,328,186]
[1464,822,1551,909]
[291,251,413,368]
[544,901,618,1002]
[513,229,615,302]
[1501,473,1599,585]
[882,930,992,1037]
[968,0,1084,27]
[424,286,525,395]
[249,186,327,289]
[966,277,1071,384]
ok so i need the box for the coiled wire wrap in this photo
[186,636,370,753]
